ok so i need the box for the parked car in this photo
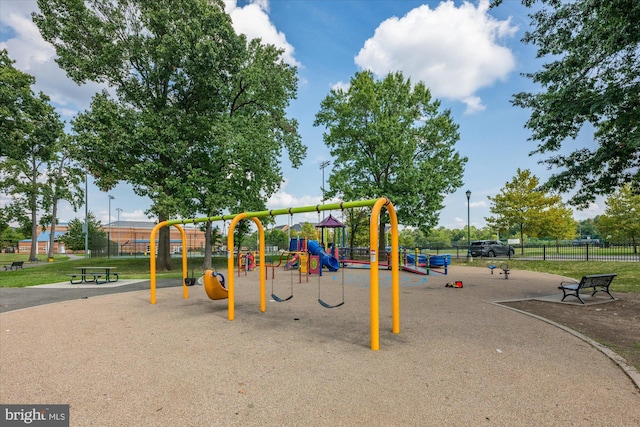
[469,240,515,257]
[571,238,601,246]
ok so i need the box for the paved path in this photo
[1,266,639,426]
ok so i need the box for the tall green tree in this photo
[343,207,369,250]
[0,49,35,159]
[536,205,576,245]
[60,212,106,252]
[597,184,640,251]
[314,71,466,250]
[508,0,640,206]
[486,168,573,252]
[265,228,288,251]
[34,0,305,271]
[0,50,65,261]
[40,134,85,259]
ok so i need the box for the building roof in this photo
[316,214,344,228]
[20,231,66,243]
[105,221,158,229]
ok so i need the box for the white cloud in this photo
[265,180,345,225]
[462,96,486,115]
[331,81,350,92]
[355,0,517,113]
[0,1,106,119]
[225,0,300,67]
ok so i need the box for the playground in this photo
[1,266,639,426]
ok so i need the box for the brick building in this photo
[18,221,208,257]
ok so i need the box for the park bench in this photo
[558,273,617,304]
[3,261,24,271]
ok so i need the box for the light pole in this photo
[108,195,114,258]
[116,208,123,257]
[466,190,472,262]
[84,172,89,258]
[320,160,330,219]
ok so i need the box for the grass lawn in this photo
[450,258,639,293]
[0,255,228,288]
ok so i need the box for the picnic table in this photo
[68,267,119,284]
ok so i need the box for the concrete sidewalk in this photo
[1,266,639,426]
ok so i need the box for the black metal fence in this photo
[440,242,639,262]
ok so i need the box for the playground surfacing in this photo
[1,267,639,426]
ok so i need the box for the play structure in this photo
[341,247,449,276]
[148,198,400,351]
[307,239,340,272]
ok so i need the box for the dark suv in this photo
[469,240,515,257]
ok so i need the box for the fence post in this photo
[586,243,589,261]
[543,245,546,261]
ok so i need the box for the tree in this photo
[426,227,452,247]
[0,49,35,159]
[0,50,65,261]
[508,0,640,206]
[486,168,573,252]
[300,222,317,240]
[597,184,640,251]
[34,0,305,271]
[60,212,106,252]
[314,71,466,250]
[40,134,85,259]
[398,229,416,249]
[536,205,576,246]
[265,228,288,251]
[576,218,601,240]
[343,207,370,249]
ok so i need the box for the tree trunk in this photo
[29,192,38,262]
[203,221,213,269]
[48,198,58,259]
[156,213,172,271]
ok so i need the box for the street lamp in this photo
[466,190,472,262]
[108,195,114,258]
[320,160,330,219]
[84,172,89,258]
[116,208,123,257]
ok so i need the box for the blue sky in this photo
[0,0,603,230]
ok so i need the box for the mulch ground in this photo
[501,292,640,370]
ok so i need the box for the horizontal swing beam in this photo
[163,199,382,227]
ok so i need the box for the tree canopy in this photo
[0,49,72,261]
[486,168,575,250]
[314,70,466,244]
[60,212,106,252]
[597,184,640,248]
[510,0,640,206]
[34,0,306,270]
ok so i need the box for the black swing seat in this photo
[318,298,344,309]
[271,293,293,302]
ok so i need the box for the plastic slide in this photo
[307,240,340,272]
[284,253,300,270]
